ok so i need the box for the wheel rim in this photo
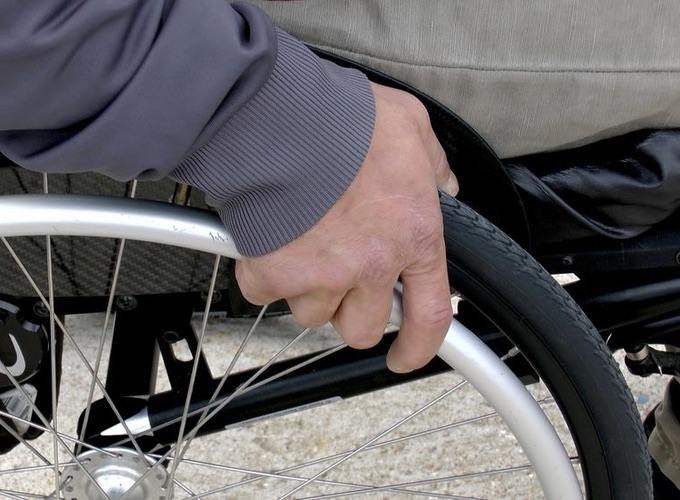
[0,183,584,499]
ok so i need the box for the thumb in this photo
[431,141,458,197]
[386,239,452,373]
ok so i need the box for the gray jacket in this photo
[0,1,375,255]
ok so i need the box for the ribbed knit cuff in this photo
[172,28,375,256]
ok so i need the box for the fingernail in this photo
[441,172,459,197]
[386,357,413,374]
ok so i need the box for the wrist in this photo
[173,28,375,256]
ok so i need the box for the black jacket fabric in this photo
[506,129,680,245]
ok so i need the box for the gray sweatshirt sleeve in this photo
[0,1,375,256]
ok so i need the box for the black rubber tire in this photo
[441,194,652,499]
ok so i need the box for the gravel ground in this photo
[0,306,669,499]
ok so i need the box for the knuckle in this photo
[362,250,397,285]
[322,272,354,295]
[400,91,428,117]
[353,236,403,285]
[400,94,431,131]
[234,263,264,305]
[410,214,444,254]
[414,302,453,333]
[384,89,431,136]
[428,305,454,330]
[234,260,287,306]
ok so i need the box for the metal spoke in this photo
[181,463,397,498]
[100,306,269,451]
[167,456,459,500]
[118,253,225,500]
[178,377,542,499]
[174,324,314,445]
[79,180,137,446]
[1,237,150,460]
[43,172,60,498]
[196,333,553,498]
[302,489,481,500]
[103,339,345,450]
[110,319,321,499]
[158,376,471,499]
[297,465,535,499]
[163,254,222,499]
[190,303,268,431]
[0,408,118,457]
[0,489,42,499]
[297,459,579,500]
[280,380,469,498]
[244,342,346,394]
[0,462,75,475]
[0,356,109,499]
[168,324,318,448]
[0,415,50,465]
[121,323,317,496]
[0,236,152,499]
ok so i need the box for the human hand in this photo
[235,82,458,373]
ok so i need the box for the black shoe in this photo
[644,380,680,499]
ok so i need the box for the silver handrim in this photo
[0,187,582,499]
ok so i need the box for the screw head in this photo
[116,295,138,311]
[161,331,181,344]
[200,290,222,304]
[33,301,50,317]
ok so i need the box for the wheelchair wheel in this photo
[439,194,651,499]
[0,187,650,499]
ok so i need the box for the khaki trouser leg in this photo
[250,0,680,158]
[649,347,680,489]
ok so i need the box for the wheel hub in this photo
[59,447,168,500]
